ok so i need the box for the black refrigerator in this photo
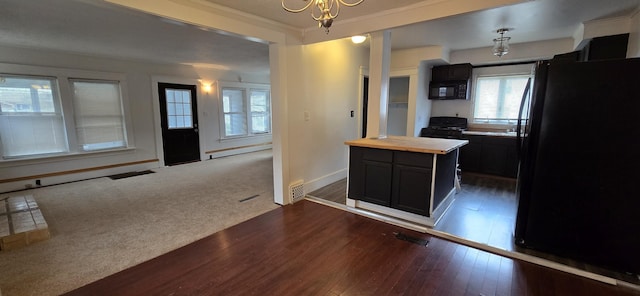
[514,57,640,275]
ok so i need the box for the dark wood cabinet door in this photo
[347,147,365,199]
[481,142,508,175]
[459,135,482,172]
[362,160,393,206]
[391,164,432,215]
[432,63,472,81]
[460,135,518,178]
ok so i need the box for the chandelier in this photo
[492,28,511,57]
[282,0,365,33]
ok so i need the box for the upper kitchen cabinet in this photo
[431,63,473,82]
[586,34,629,60]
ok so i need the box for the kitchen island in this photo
[345,136,468,227]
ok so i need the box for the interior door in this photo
[158,83,200,166]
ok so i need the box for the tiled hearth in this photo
[0,195,50,251]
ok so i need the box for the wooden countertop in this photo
[345,136,468,154]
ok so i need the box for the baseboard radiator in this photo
[288,180,305,203]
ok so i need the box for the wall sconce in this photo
[351,35,367,44]
[199,80,214,94]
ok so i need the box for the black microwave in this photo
[429,80,469,100]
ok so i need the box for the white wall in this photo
[389,46,445,136]
[286,38,368,193]
[413,61,432,136]
[0,45,271,192]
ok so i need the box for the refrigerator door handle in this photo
[516,77,532,159]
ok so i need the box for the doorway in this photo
[361,76,369,138]
[387,76,409,136]
[158,83,201,166]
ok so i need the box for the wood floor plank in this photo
[464,248,491,295]
[496,257,515,296]
[65,201,640,296]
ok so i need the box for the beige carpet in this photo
[0,150,279,296]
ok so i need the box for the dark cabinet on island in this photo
[345,136,467,227]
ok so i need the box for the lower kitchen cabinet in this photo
[459,135,518,178]
[348,146,433,215]
[392,163,432,216]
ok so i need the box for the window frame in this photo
[0,63,134,161]
[0,74,68,158]
[470,63,535,127]
[218,81,271,139]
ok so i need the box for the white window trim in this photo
[469,63,535,128]
[217,81,271,140]
[0,63,134,162]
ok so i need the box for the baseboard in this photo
[303,168,347,194]
[0,160,159,194]
[206,143,272,159]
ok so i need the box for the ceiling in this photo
[0,0,638,74]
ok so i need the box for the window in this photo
[222,88,247,137]
[71,80,127,151]
[220,82,270,138]
[473,74,529,124]
[0,75,67,158]
[249,89,270,134]
[0,66,130,160]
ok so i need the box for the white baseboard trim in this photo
[303,168,347,194]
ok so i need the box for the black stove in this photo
[420,116,468,139]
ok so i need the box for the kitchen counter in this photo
[345,136,467,227]
[345,136,468,154]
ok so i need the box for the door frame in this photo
[151,76,203,166]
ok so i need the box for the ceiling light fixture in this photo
[492,28,511,57]
[282,0,365,33]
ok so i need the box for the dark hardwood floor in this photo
[307,174,640,287]
[65,200,639,296]
[435,173,518,252]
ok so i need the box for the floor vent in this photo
[239,195,260,203]
[289,180,305,203]
[108,170,155,180]
[394,232,429,246]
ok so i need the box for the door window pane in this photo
[165,89,193,129]
[0,75,68,158]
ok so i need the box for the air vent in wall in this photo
[289,180,305,203]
